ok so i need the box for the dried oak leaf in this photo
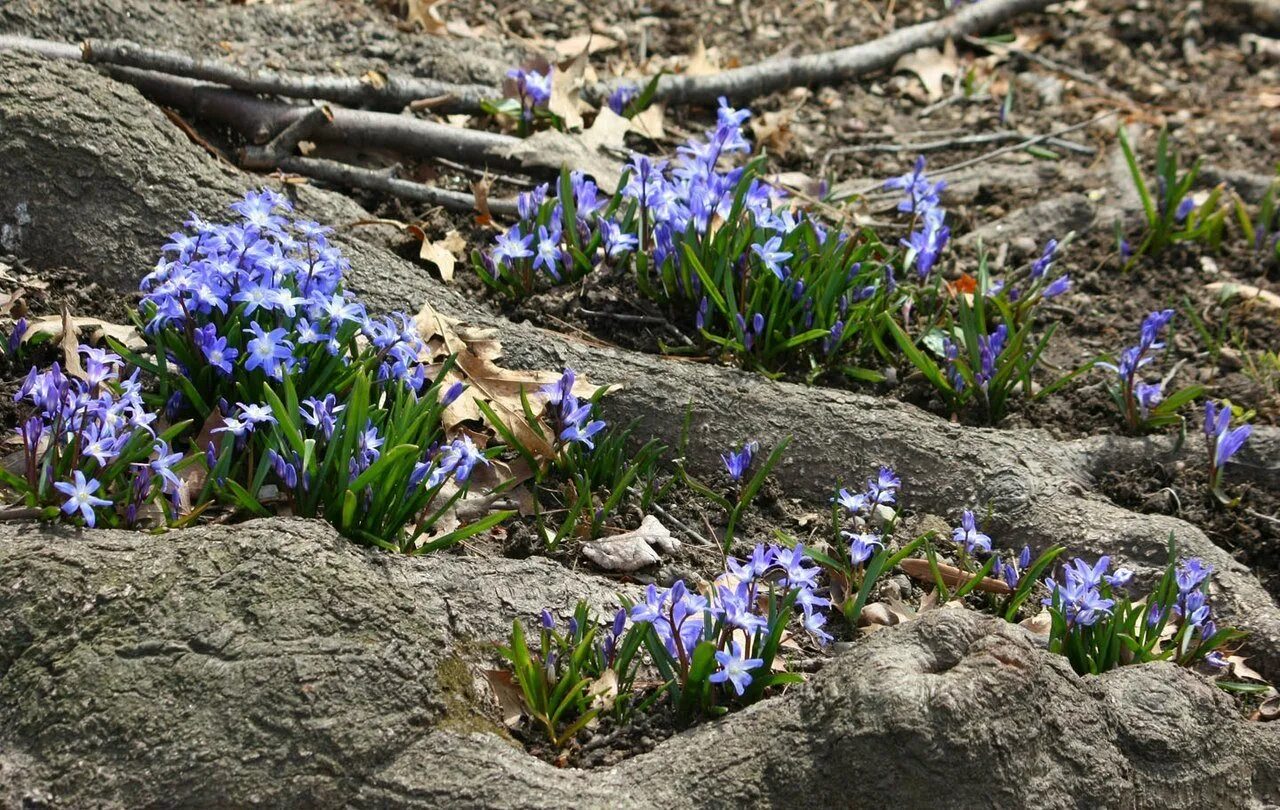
[405,0,449,34]
[492,107,629,192]
[418,229,467,282]
[414,301,606,459]
[898,558,1013,595]
[894,41,960,102]
[23,311,145,351]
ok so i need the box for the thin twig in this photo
[836,110,1119,199]
[626,485,711,547]
[963,35,1139,107]
[265,155,519,217]
[578,307,694,347]
[823,129,1095,157]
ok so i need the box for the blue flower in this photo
[607,84,639,115]
[533,225,563,280]
[750,236,793,280]
[884,155,946,214]
[492,224,535,266]
[1204,400,1252,474]
[243,322,294,379]
[951,510,992,554]
[1030,239,1059,279]
[53,470,113,527]
[425,435,489,488]
[1042,274,1071,299]
[710,640,764,696]
[845,531,884,566]
[721,441,757,481]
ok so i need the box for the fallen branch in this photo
[593,0,1061,106]
[825,130,1096,157]
[264,155,519,217]
[0,35,499,113]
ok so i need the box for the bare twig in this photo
[590,0,1060,106]
[823,130,1096,157]
[240,105,333,169]
[265,155,519,217]
[836,111,1118,199]
[0,35,499,113]
[962,35,1139,107]
[579,307,693,347]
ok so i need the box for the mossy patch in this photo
[435,653,516,744]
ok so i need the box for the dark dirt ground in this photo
[1,0,1279,763]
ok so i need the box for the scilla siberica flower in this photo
[710,641,764,696]
[836,466,901,516]
[541,368,606,450]
[143,190,434,399]
[53,470,113,528]
[722,441,758,481]
[506,67,552,108]
[1204,400,1252,489]
[1042,555,1117,627]
[951,510,992,554]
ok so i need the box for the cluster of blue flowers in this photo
[1042,555,1134,627]
[540,368,606,449]
[143,189,431,396]
[631,542,831,695]
[1163,558,1227,668]
[1098,308,1175,424]
[884,156,951,279]
[5,191,508,545]
[13,347,177,528]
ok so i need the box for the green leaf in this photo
[882,313,954,398]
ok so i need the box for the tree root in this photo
[2,48,1278,680]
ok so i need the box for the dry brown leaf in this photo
[894,40,960,102]
[361,70,388,90]
[23,313,145,351]
[750,108,796,157]
[898,558,1014,595]
[587,668,619,712]
[857,602,899,627]
[548,53,587,131]
[472,176,496,227]
[627,102,667,141]
[494,107,630,191]
[414,301,605,459]
[406,0,448,34]
[1206,281,1280,313]
[1019,610,1053,635]
[483,669,525,727]
[418,229,466,282]
[552,33,619,60]
[683,39,721,77]
[1225,655,1267,683]
[57,306,87,381]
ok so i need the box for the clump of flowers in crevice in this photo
[2,191,510,551]
[473,100,1075,424]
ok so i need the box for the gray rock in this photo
[1,519,1276,809]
